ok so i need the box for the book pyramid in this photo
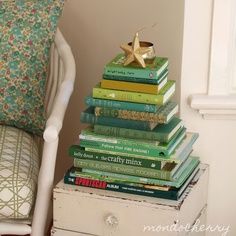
[65,51,200,201]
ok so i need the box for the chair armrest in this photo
[43,30,76,143]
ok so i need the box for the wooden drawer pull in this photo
[104,214,119,227]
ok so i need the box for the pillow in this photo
[0,125,40,219]
[0,0,65,135]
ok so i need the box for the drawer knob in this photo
[105,214,119,227]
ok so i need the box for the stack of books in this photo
[64,53,200,201]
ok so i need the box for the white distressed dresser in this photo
[51,164,208,236]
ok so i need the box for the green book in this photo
[73,143,193,180]
[73,159,172,180]
[74,156,200,188]
[103,68,168,85]
[92,80,175,105]
[84,132,198,163]
[79,127,186,158]
[94,101,178,123]
[85,96,163,113]
[69,145,163,170]
[94,117,183,143]
[80,106,158,131]
[104,53,168,81]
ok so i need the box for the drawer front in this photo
[51,227,97,236]
[54,191,177,236]
[52,209,207,236]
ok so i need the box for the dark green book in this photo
[79,126,186,158]
[104,53,168,81]
[69,145,163,170]
[80,106,158,131]
[64,173,179,200]
[64,161,199,200]
[103,68,168,85]
[94,116,183,143]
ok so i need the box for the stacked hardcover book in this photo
[64,53,200,201]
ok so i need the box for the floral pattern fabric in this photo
[0,0,64,135]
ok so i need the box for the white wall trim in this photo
[208,0,236,95]
[189,0,236,118]
[190,94,236,119]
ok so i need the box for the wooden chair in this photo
[0,29,76,236]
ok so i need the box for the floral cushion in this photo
[0,0,64,135]
[0,125,40,219]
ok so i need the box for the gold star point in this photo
[120,33,151,68]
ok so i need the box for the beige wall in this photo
[181,0,236,234]
[55,0,185,183]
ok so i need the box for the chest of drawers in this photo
[52,164,208,236]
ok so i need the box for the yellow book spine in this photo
[101,77,167,94]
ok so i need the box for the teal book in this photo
[79,127,186,158]
[80,106,158,131]
[93,80,175,105]
[85,96,163,113]
[94,117,184,143]
[69,145,163,170]
[104,53,168,81]
[103,68,168,85]
[75,156,200,187]
[94,101,178,123]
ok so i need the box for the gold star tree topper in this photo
[120,33,151,68]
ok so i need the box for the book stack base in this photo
[52,164,208,236]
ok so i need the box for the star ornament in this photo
[120,33,151,68]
